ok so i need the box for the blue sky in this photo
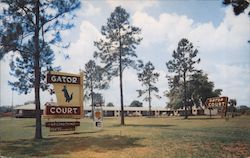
[0,0,249,108]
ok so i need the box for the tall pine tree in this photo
[0,0,80,139]
[94,6,142,125]
[137,61,160,117]
[84,60,108,119]
[166,38,200,119]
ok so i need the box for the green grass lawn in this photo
[0,116,250,158]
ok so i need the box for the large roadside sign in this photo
[205,96,228,117]
[205,96,228,108]
[44,71,84,119]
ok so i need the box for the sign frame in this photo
[205,96,228,117]
[94,106,103,128]
[44,71,84,119]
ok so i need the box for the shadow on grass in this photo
[0,135,144,157]
[24,125,36,128]
[54,131,103,136]
[112,124,175,128]
[186,117,221,120]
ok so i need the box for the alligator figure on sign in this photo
[62,85,73,102]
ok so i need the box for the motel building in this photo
[84,106,174,117]
[84,105,205,117]
[14,103,44,118]
[13,101,218,118]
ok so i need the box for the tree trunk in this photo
[232,106,234,118]
[148,86,151,117]
[119,34,125,125]
[119,59,125,125]
[90,77,94,120]
[34,0,42,140]
[209,108,212,118]
[183,72,188,119]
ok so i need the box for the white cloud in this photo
[133,7,249,53]
[132,7,250,106]
[132,11,194,47]
[208,64,250,105]
[82,1,101,17]
[106,0,158,12]
[55,20,101,73]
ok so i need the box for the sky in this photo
[0,0,249,108]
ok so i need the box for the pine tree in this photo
[166,38,200,119]
[9,41,60,94]
[0,0,80,139]
[137,61,160,116]
[84,60,108,119]
[94,6,142,125]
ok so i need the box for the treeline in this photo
[236,105,250,115]
[0,106,13,113]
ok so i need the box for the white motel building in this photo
[14,102,218,118]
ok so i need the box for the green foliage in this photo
[0,106,12,113]
[166,71,222,110]
[9,41,60,94]
[94,6,142,77]
[166,38,200,76]
[166,38,200,118]
[237,105,250,115]
[0,0,80,58]
[223,0,249,15]
[92,92,104,106]
[84,60,109,101]
[106,102,115,107]
[130,100,143,107]
[187,71,222,105]
[137,61,160,107]
[94,6,142,124]
[84,60,108,117]
[165,88,183,110]
[229,99,237,106]
[0,0,80,93]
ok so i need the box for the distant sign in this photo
[94,107,103,128]
[205,96,228,108]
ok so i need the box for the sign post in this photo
[44,71,84,132]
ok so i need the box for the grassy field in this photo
[0,116,250,158]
